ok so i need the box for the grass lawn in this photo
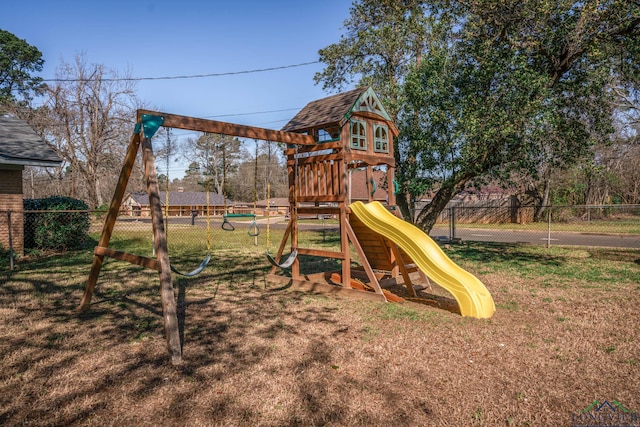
[1,227,639,426]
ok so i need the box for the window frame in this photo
[373,124,389,153]
[350,119,367,151]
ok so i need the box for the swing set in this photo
[79,109,314,365]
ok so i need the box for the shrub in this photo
[0,242,12,267]
[24,197,90,251]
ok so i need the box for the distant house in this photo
[254,197,289,216]
[0,115,62,255]
[122,191,233,217]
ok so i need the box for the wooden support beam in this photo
[344,219,385,297]
[94,246,160,271]
[340,206,350,289]
[137,109,315,146]
[287,153,343,166]
[344,152,395,168]
[297,206,341,215]
[141,136,182,365]
[298,195,344,203]
[80,132,141,311]
[389,243,417,297]
[289,159,300,279]
[284,140,342,154]
[296,248,346,259]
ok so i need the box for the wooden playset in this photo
[80,87,493,364]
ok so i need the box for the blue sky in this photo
[2,0,353,130]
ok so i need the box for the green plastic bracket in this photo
[133,122,141,135]
[140,114,164,139]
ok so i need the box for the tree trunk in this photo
[395,189,413,222]
[414,173,472,232]
[95,175,103,207]
[533,175,551,222]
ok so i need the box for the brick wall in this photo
[0,169,24,256]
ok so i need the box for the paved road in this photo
[430,226,640,249]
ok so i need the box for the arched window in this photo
[374,124,389,153]
[350,120,366,150]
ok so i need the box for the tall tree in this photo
[228,140,288,203]
[402,0,639,230]
[314,0,440,219]
[186,133,244,196]
[314,0,433,119]
[0,29,44,107]
[42,54,138,208]
[259,141,288,200]
[154,127,182,191]
[317,0,640,230]
[180,162,205,192]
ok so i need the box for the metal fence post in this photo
[449,207,456,242]
[547,208,551,249]
[7,210,14,271]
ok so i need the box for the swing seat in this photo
[266,249,298,269]
[170,253,211,277]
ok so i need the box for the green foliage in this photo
[399,0,638,230]
[314,0,434,121]
[316,0,640,230]
[23,197,90,251]
[0,29,44,105]
[0,242,14,269]
[186,133,245,197]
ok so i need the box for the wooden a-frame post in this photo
[80,113,182,365]
[79,131,141,310]
[140,132,182,365]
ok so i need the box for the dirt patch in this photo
[1,251,639,426]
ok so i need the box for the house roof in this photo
[282,87,396,134]
[126,191,231,207]
[0,115,62,167]
[282,87,367,132]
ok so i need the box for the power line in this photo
[203,107,301,119]
[41,61,320,82]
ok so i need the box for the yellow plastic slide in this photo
[349,201,495,318]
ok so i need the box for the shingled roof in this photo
[281,87,369,132]
[0,115,62,167]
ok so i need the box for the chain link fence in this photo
[427,204,640,248]
[1,209,283,271]
[2,205,639,270]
